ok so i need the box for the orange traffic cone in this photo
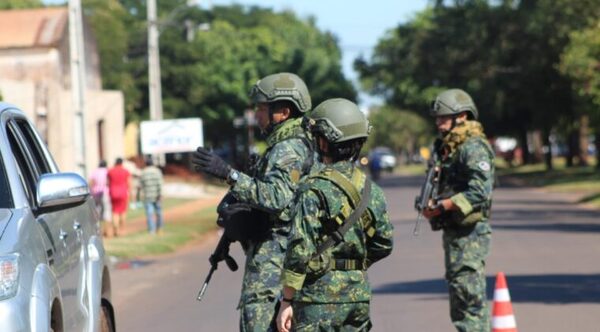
[492,272,517,332]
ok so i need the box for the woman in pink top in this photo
[89,160,109,224]
[107,158,131,237]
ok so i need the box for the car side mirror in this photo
[36,172,90,209]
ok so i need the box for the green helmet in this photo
[430,88,478,120]
[309,98,371,143]
[249,72,312,113]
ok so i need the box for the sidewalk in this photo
[110,182,227,236]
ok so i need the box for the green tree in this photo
[138,4,356,144]
[355,3,520,136]
[83,0,140,114]
[518,0,599,167]
[0,0,42,9]
[366,106,431,161]
[560,21,600,106]
[356,0,600,168]
[560,20,600,168]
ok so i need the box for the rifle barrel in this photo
[196,265,216,301]
[413,212,422,236]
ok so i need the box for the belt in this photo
[330,259,366,271]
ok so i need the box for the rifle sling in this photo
[313,174,372,258]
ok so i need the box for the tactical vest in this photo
[304,166,375,275]
[437,134,494,228]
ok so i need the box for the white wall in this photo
[0,78,124,177]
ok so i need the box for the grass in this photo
[104,205,218,259]
[125,197,196,220]
[395,163,427,176]
[498,159,600,208]
[395,157,600,208]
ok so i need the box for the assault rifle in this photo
[196,232,238,301]
[413,145,441,236]
[197,154,260,302]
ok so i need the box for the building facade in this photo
[0,7,125,177]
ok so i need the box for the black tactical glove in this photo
[192,147,232,180]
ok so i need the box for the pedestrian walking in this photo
[192,73,316,331]
[89,160,111,233]
[138,157,164,234]
[107,157,131,237]
[422,89,495,331]
[276,98,394,332]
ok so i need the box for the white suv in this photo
[0,103,114,331]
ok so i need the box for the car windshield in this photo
[0,152,12,208]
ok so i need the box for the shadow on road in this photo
[493,222,600,233]
[373,273,600,304]
[495,208,600,218]
[494,199,574,206]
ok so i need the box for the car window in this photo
[7,122,40,206]
[15,119,52,174]
[0,152,13,208]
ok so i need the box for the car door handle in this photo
[59,230,68,240]
[73,221,81,230]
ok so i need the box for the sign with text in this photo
[140,118,203,154]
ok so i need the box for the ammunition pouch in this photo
[440,206,490,229]
[217,193,273,242]
[429,217,443,231]
[307,253,332,278]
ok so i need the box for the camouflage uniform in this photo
[230,116,315,332]
[432,120,495,332]
[281,161,394,331]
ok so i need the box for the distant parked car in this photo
[368,147,397,172]
[0,103,114,331]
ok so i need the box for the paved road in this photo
[112,173,600,331]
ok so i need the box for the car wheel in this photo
[100,305,115,332]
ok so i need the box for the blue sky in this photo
[46,0,429,106]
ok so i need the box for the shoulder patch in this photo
[478,161,491,171]
[290,169,301,183]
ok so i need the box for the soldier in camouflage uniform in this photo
[192,73,315,331]
[276,98,394,332]
[422,89,495,332]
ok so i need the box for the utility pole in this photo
[68,0,87,176]
[147,0,164,165]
